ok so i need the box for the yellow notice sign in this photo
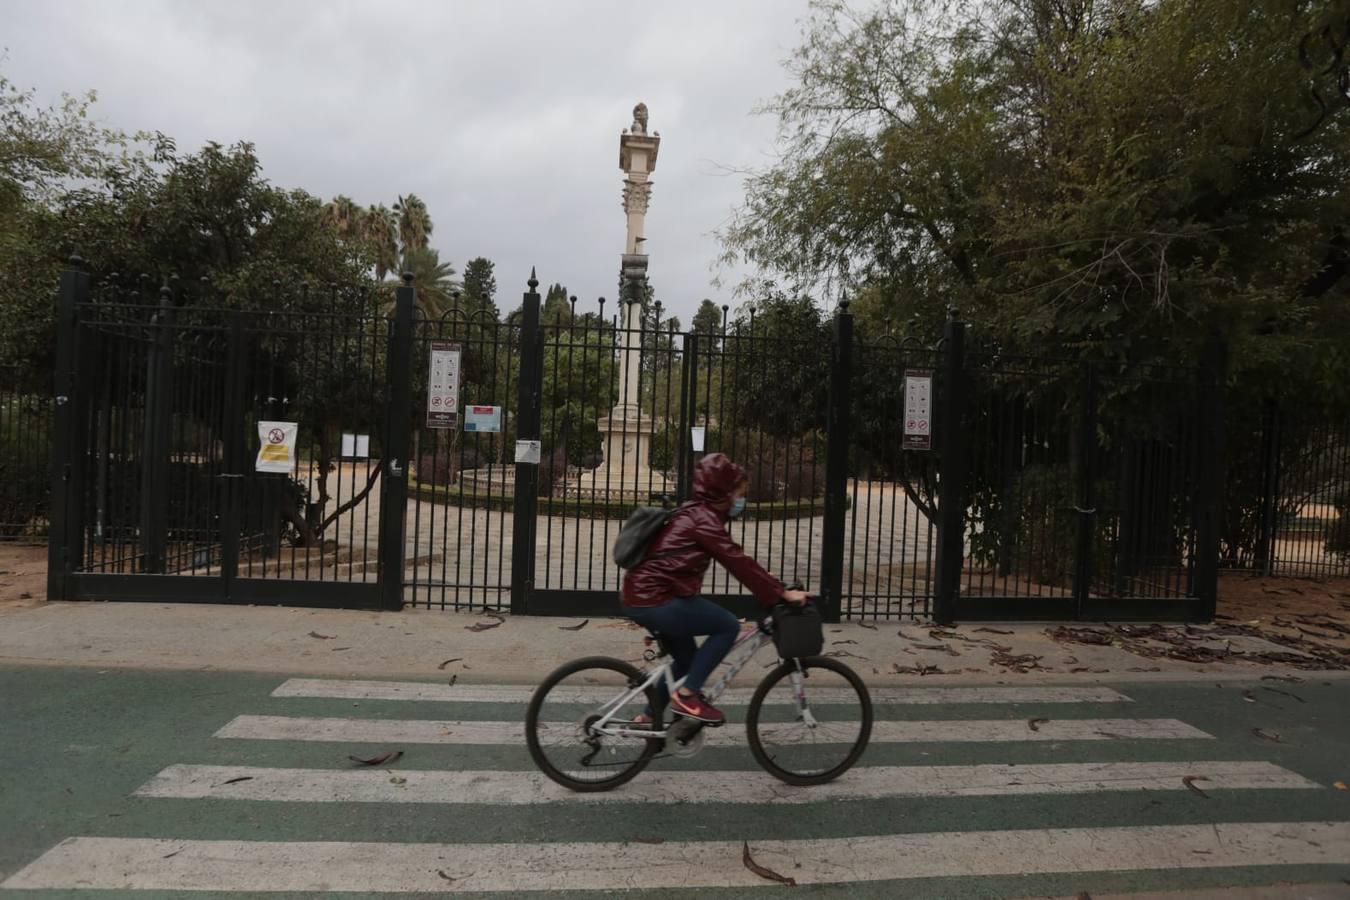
[255,421,298,473]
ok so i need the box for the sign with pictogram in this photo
[427,341,462,428]
[902,369,933,451]
[255,421,298,473]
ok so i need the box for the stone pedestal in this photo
[573,414,670,501]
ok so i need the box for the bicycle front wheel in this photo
[746,656,873,786]
[525,656,660,793]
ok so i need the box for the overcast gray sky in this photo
[3,0,815,323]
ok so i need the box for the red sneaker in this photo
[671,691,725,724]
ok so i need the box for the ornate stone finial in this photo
[402,271,414,285]
[839,298,851,312]
[67,248,85,267]
[528,267,539,291]
[631,102,649,135]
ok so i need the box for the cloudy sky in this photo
[3,0,816,322]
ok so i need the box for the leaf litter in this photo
[349,750,403,767]
[742,842,796,887]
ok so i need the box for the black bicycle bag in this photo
[771,602,824,659]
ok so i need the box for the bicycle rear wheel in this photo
[525,656,660,792]
[746,656,872,786]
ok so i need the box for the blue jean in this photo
[626,595,739,712]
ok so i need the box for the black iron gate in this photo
[50,259,1226,621]
[49,265,397,608]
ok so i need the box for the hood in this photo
[693,452,746,505]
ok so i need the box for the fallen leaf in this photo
[825,649,869,660]
[307,631,336,640]
[221,776,254,786]
[895,628,914,640]
[1261,687,1306,703]
[558,620,589,631]
[437,658,463,670]
[332,647,352,651]
[1252,728,1283,743]
[856,622,878,630]
[436,869,472,883]
[831,639,859,645]
[1242,690,1257,703]
[742,841,797,887]
[1261,674,1305,683]
[974,627,1013,635]
[448,674,458,686]
[632,836,666,845]
[1028,718,1049,732]
[389,776,407,785]
[465,615,505,632]
[350,750,403,766]
[1333,781,1348,791]
[1182,775,1210,798]
[163,848,182,859]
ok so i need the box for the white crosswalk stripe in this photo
[215,713,1211,744]
[272,678,1135,706]
[9,674,1341,895]
[7,823,1349,892]
[136,760,1320,805]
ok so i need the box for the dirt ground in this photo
[0,543,47,610]
[1216,572,1350,654]
[4,539,1348,639]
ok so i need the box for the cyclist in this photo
[621,452,809,725]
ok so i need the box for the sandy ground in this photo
[0,543,45,610]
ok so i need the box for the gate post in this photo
[138,284,175,573]
[676,332,698,503]
[819,301,854,623]
[1193,332,1227,621]
[933,317,968,625]
[47,255,92,600]
[377,274,415,611]
[510,272,543,615]
[218,312,247,591]
[1072,361,1099,615]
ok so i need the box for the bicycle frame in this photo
[590,619,813,741]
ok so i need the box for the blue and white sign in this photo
[464,405,503,433]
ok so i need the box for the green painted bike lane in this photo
[2,665,1348,898]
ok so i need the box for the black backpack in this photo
[611,506,676,569]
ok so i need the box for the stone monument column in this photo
[578,102,670,500]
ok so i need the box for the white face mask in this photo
[729,497,747,518]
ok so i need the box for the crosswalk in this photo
[4,676,1345,894]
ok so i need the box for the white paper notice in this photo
[256,421,298,473]
[514,440,541,464]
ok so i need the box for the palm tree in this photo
[321,195,363,241]
[399,246,458,317]
[363,204,399,282]
[393,193,432,255]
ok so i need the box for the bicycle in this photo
[524,596,873,792]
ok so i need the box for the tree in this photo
[461,256,499,320]
[542,282,572,326]
[393,193,432,254]
[362,203,399,282]
[400,246,458,317]
[691,299,724,347]
[723,0,1350,373]
[320,195,363,242]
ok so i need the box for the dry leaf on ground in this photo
[742,842,797,887]
[349,750,403,766]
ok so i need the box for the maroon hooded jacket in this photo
[621,453,784,609]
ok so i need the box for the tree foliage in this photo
[723,0,1350,383]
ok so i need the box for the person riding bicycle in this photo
[621,452,809,725]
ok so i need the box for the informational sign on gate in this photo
[427,341,462,429]
[902,369,933,451]
[255,421,298,473]
[463,405,502,433]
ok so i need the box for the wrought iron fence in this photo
[0,365,50,541]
